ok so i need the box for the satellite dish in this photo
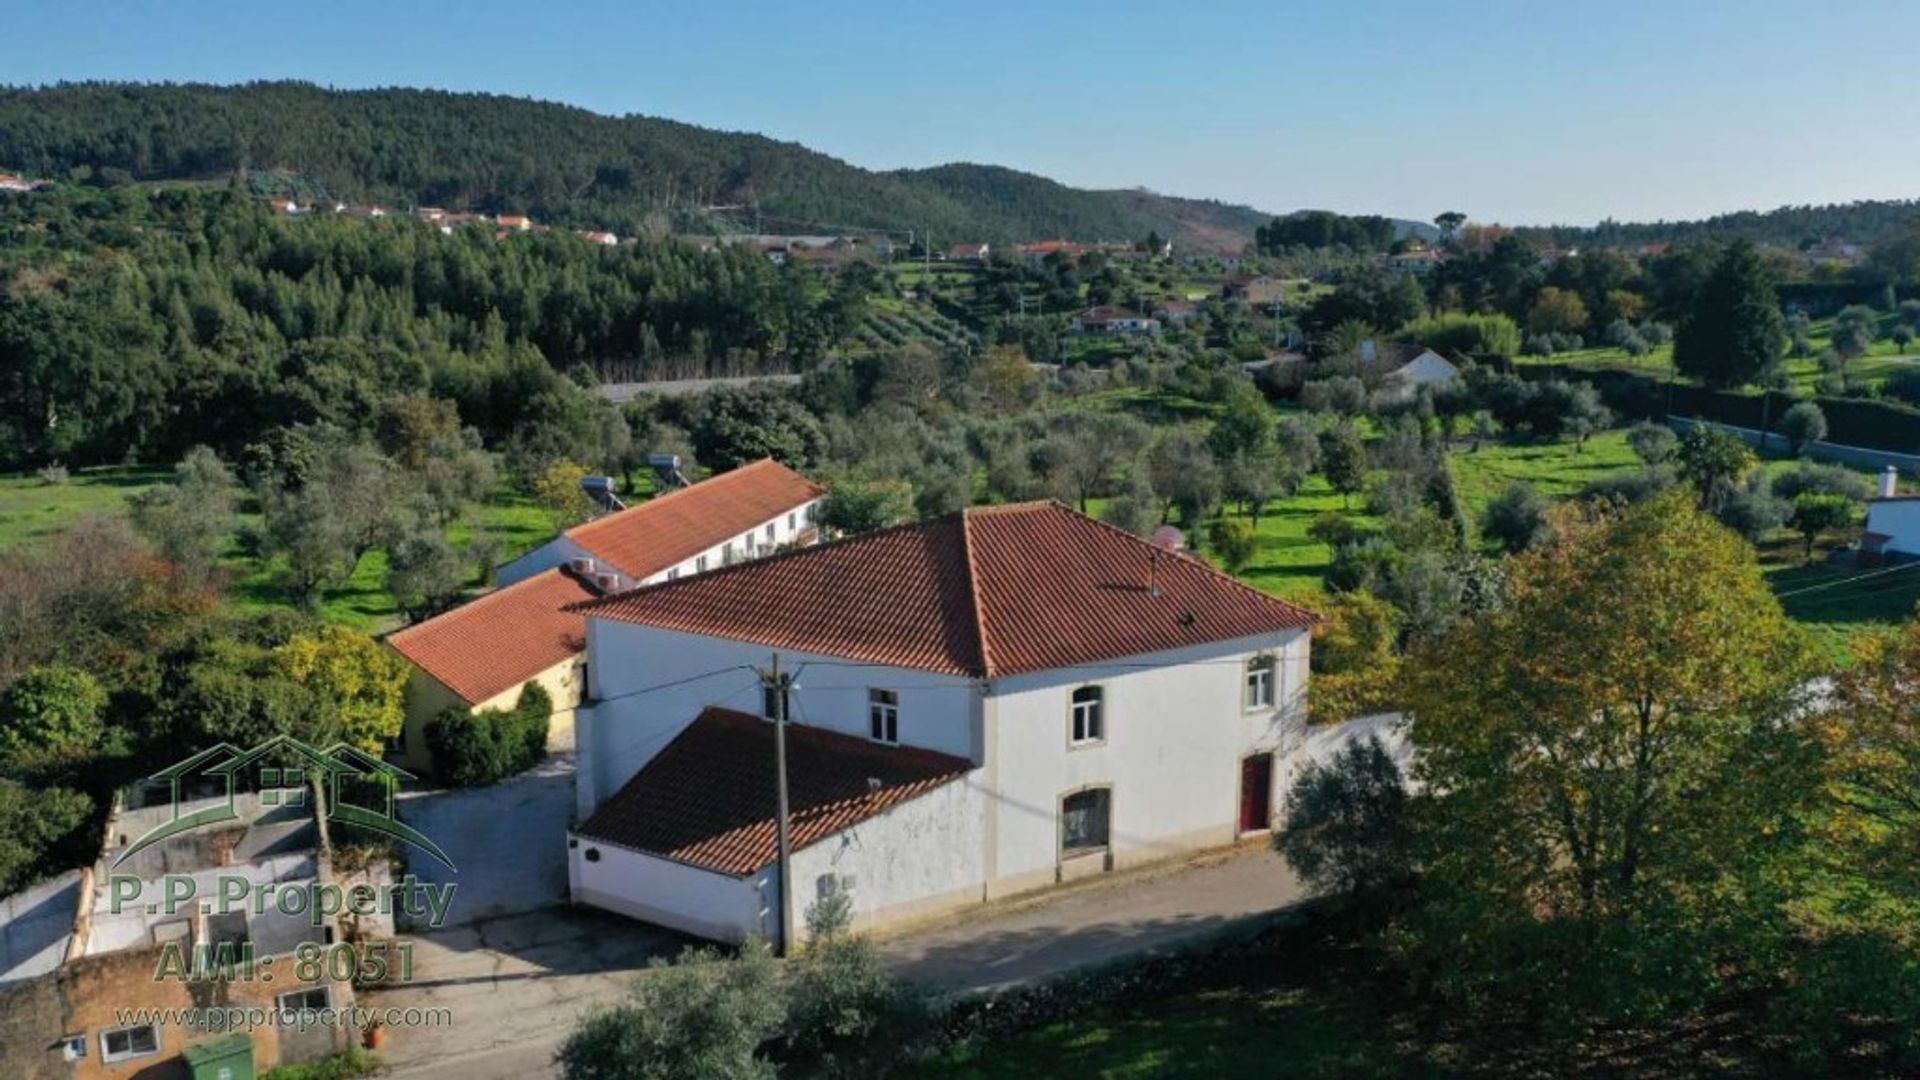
[1149,526,1185,551]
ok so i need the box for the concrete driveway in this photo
[397,752,577,930]
[370,843,1304,1079]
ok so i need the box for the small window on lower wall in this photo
[1061,788,1111,855]
[101,1023,160,1064]
[278,986,331,1013]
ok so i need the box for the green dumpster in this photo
[182,1033,255,1080]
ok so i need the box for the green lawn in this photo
[1233,477,1379,607]
[1517,316,1920,397]
[0,465,169,548]
[1447,429,1640,520]
[0,466,565,633]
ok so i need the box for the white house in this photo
[1861,467,1919,560]
[565,502,1319,946]
[1074,305,1161,335]
[1386,346,1461,390]
[497,457,825,591]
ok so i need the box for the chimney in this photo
[1148,549,1162,598]
[1882,466,1899,499]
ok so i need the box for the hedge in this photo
[425,680,553,787]
[1519,364,1920,454]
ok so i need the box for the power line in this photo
[1773,559,1920,599]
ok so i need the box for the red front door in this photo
[1239,753,1273,834]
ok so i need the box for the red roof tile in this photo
[574,502,1317,678]
[386,567,597,705]
[566,458,824,580]
[576,706,972,876]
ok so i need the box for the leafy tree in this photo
[1789,492,1856,561]
[1773,462,1870,503]
[1044,412,1150,513]
[1525,286,1590,336]
[1480,481,1553,554]
[1318,422,1368,507]
[1306,511,1365,556]
[532,460,595,528]
[1433,211,1467,246]
[0,778,91,896]
[260,441,408,608]
[1402,312,1520,360]
[128,445,238,586]
[1402,493,1816,1017]
[0,665,108,765]
[1626,421,1678,466]
[1779,400,1828,455]
[1208,518,1258,573]
[272,625,409,751]
[786,880,931,1070]
[819,479,913,535]
[688,385,825,471]
[1206,382,1275,462]
[1276,735,1412,901]
[558,938,784,1080]
[1715,469,1790,542]
[1672,239,1787,389]
[1830,304,1879,360]
[1147,429,1221,530]
[1675,425,1756,509]
[388,529,470,623]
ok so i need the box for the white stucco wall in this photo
[984,629,1309,891]
[568,838,773,944]
[1866,499,1920,556]
[788,773,986,939]
[576,620,978,819]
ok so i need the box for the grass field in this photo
[1516,315,1920,397]
[0,466,563,633]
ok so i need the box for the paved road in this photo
[369,843,1303,1079]
[397,752,576,929]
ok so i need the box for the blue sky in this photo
[4,0,1918,225]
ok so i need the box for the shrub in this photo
[426,681,552,787]
[0,665,108,765]
[1626,421,1678,466]
[559,939,784,1080]
[1402,312,1521,360]
[1578,466,1678,508]
[35,463,69,485]
[1779,400,1828,455]
[1773,463,1870,503]
[1207,518,1258,572]
[1276,735,1412,900]
[1480,481,1553,554]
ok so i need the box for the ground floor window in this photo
[278,986,331,1013]
[101,1024,159,1064]
[1061,788,1111,855]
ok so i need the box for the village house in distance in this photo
[564,501,1318,946]
[384,459,825,777]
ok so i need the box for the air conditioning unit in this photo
[594,572,622,593]
[569,556,596,576]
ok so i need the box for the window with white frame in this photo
[765,522,776,543]
[1061,788,1111,854]
[868,689,899,744]
[278,986,330,1013]
[1244,655,1275,710]
[100,1024,160,1064]
[1069,685,1105,744]
[696,555,708,572]
[788,511,798,530]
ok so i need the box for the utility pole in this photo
[761,653,796,955]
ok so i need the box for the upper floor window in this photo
[788,512,799,530]
[766,522,777,542]
[696,555,709,573]
[1070,686,1105,744]
[1245,656,1275,709]
[667,568,680,581]
[868,689,899,744]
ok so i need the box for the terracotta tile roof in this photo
[576,707,972,876]
[573,502,1317,678]
[386,567,596,705]
[565,458,824,580]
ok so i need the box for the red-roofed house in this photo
[388,459,824,777]
[497,457,826,590]
[384,565,599,775]
[566,501,1318,945]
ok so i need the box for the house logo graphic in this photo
[111,734,456,871]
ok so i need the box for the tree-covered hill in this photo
[1519,199,1920,251]
[0,81,1275,250]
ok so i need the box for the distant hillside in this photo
[1518,200,1920,251]
[0,81,1276,250]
